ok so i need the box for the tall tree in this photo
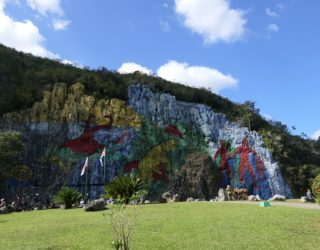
[0,131,25,181]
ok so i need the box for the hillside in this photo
[0,44,319,197]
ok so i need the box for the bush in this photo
[105,176,145,204]
[311,174,320,205]
[54,187,83,209]
[108,203,137,250]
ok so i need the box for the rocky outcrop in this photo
[169,152,218,201]
[1,82,141,129]
[268,194,286,202]
[83,198,106,211]
[0,206,9,214]
[1,83,293,200]
[1,83,141,199]
[161,190,179,203]
[248,195,262,201]
[128,84,293,198]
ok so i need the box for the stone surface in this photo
[248,195,262,201]
[161,190,178,203]
[169,152,218,201]
[216,188,226,201]
[0,83,293,201]
[268,194,286,202]
[83,198,106,211]
[0,206,9,214]
[1,83,140,199]
[300,196,315,203]
[128,84,293,199]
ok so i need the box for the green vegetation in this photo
[312,174,320,204]
[0,131,25,195]
[109,203,137,250]
[0,202,319,249]
[54,187,83,209]
[1,44,320,196]
[105,176,145,204]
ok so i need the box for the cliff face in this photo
[1,83,292,200]
[128,85,292,199]
[1,83,141,199]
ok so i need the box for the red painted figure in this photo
[62,114,113,155]
[214,140,232,176]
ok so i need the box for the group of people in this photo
[0,193,53,213]
[0,198,8,214]
[226,185,248,201]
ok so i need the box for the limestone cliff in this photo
[128,84,292,198]
[1,83,292,200]
[1,83,141,199]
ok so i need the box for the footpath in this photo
[229,201,320,210]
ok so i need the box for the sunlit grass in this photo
[0,202,319,249]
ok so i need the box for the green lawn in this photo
[0,202,319,250]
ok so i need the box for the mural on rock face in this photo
[214,138,272,200]
[62,114,113,155]
[0,83,292,200]
[121,117,209,198]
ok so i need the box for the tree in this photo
[311,174,320,205]
[238,101,259,130]
[0,131,24,180]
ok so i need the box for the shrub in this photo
[105,176,145,204]
[54,187,83,209]
[108,203,137,250]
[311,174,320,205]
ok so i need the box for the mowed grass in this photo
[0,202,319,250]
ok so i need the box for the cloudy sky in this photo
[1,0,320,139]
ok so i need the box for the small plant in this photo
[311,174,320,205]
[105,176,144,204]
[54,187,82,209]
[130,189,148,205]
[108,203,137,250]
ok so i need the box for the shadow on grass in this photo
[83,207,109,212]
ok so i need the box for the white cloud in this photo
[266,7,279,18]
[26,0,63,16]
[26,0,71,31]
[62,59,73,65]
[267,23,279,32]
[118,62,153,75]
[157,60,238,93]
[0,0,58,58]
[174,0,246,44]
[62,59,83,68]
[52,18,70,30]
[311,129,320,140]
[262,114,272,121]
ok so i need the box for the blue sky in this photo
[1,0,319,139]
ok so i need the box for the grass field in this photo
[0,202,319,250]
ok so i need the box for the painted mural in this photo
[214,138,271,200]
[1,82,290,200]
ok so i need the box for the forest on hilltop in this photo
[0,44,319,196]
